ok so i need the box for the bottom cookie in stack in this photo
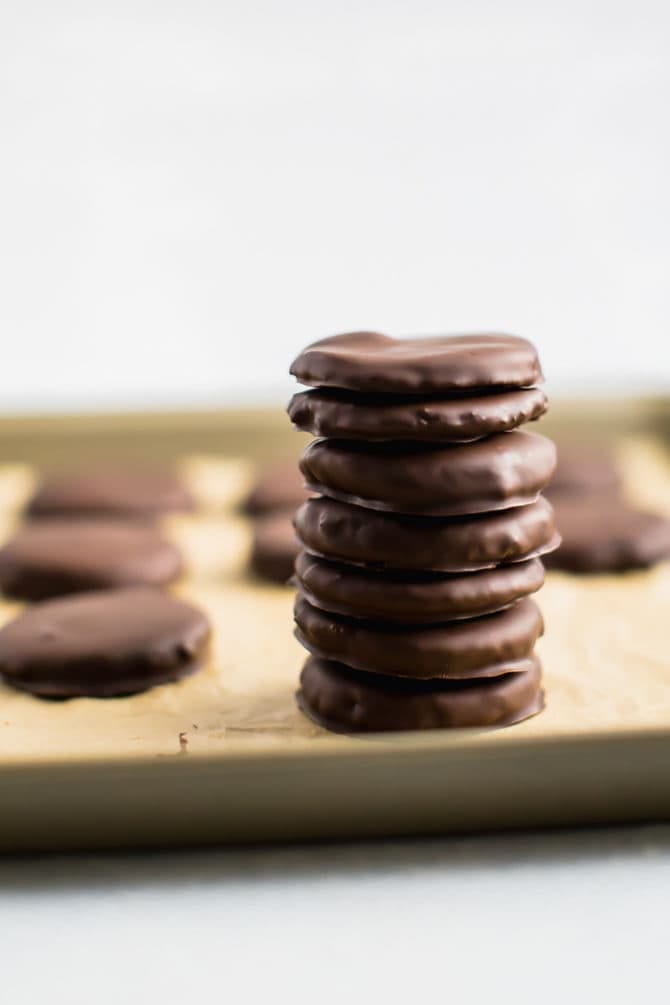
[293,551,548,732]
[299,655,544,732]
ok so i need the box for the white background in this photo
[1,7,669,996]
[0,0,669,411]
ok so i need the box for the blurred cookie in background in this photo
[546,444,621,499]
[249,509,301,585]
[242,461,307,516]
[545,496,670,573]
[25,465,195,521]
[0,520,183,601]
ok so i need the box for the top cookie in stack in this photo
[288,332,559,733]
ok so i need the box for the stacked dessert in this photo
[288,332,559,732]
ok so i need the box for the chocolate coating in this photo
[293,551,545,623]
[294,594,543,679]
[300,431,557,516]
[242,462,307,516]
[0,520,183,601]
[545,498,670,573]
[295,496,559,573]
[299,656,544,732]
[0,587,211,698]
[546,446,621,498]
[250,511,300,585]
[290,332,543,394]
[26,466,194,520]
[288,386,548,442]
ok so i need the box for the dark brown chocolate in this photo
[26,466,194,520]
[546,446,621,498]
[242,462,307,516]
[0,587,211,698]
[294,594,543,679]
[0,520,183,601]
[299,430,556,516]
[294,496,559,572]
[250,510,300,584]
[293,551,545,623]
[288,386,548,442]
[545,498,670,573]
[298,655,544,731]
[290,332,543,394]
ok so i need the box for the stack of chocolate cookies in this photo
[288,332,559,732]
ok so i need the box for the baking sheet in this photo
[0,411,669,849]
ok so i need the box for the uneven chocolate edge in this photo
[289,334,544,394]
[1,658,204,700]
[296,661,545,732]
[292,552,546,624]
[293,579,538,624]
[297,689,545,733]
[299,531,561,574]
[288,386,548,442]
[293,623,538,680]
[302,480,550,518]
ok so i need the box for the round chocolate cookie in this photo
[545,498,670,573]
[25,466,194,520]
[242,462,307,516]
[288,386,548,442]
[299,656,544,732]
[0,587,211,698]
[294,551,545,623]
[299,430,556,516]
[294,594,543,679]
[0,520,184,601]
[250,511,300,585]
[295,495,559,572]
[546,446,621,498]
[290,332,543,394]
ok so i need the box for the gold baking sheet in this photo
[0,403,669,851]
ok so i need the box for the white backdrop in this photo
[0,0,668,411]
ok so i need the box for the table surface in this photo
[2,824,668,1004]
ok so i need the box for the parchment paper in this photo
[0,439,668,763]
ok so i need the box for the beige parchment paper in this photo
[0,440,668,764]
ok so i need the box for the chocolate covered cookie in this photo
[250,510,300,584]
[295,496,559,572]
[294,594,543,679]
[545,498,670,573]
[242,462,307,516]
[289,330,554,732]
[289,386,548,442]
[0,587,211,698]
[294,551,545,623]
[291,332,543,394]
[299,430,556,515]
[547,446,621,498]
[26,466,194,520]
[299,656,544,732]
[0,520,183,601]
